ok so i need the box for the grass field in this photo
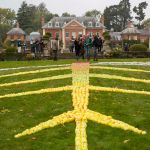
[0,59,150,150]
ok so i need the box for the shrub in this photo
[129,44,148,52]
[5,47,17,53]
[2,40,12,49]
[3,47,17,60]
[104,34,111,40]
[123,40,141,46]
[26,53,35,60]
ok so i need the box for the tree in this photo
[133,1,148,28]
[61,12,76,17]
[104,5,122,31]
[85,9,101,17]
[0,8,16,42]
[17,2,59,33]
[17,1,36,33]
[62,12,71,17]
[34,2,54,31]
[119,0,132,29]
[142,18,150,29]
[104,0,132,31]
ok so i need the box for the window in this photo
[66,32,69,38]
[96,22,100,27]
[56,32,59,38]
[64,22,67,26]
[88,22,92,27]
[134,36,137,40]
[79,32,82,36]
[89,32,93,37]
[72,32,76,38]
[48,22,52,27]
[55,22,59,27]
[49,32,52,37]
[96,32,100,36]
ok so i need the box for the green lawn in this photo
[0,58,150,68]
[0,59,150,150]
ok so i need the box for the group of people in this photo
[30,39,45,55]
[17,40,27,53]
[70,35,103,61]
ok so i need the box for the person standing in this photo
[22,42,27,53]
[84,35,92,61]
[98,37,103,53]
[39,39,44,53]
[52,38,59,61]
[74,38,80,61]
[70,37,75,53]
[30,39,34,53]
[80,37,85,60]
[17,40,22,53]
[124,43,129,52]
[93,35,99,61]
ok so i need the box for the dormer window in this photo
[64,22,66,25]
[55,22,59,27]
[88,22,92,27]
[96,22,100,27]
[48,22,52,27]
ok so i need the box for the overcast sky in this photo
[0,0,149,18]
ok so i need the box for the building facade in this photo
[42,16,105,49]
[110,21,150,43]
[6,24,26,42]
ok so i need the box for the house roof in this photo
[110,32,122,41]
[139,29,150,36]
[121,27,141,35]
[7,27,26,35]
[30,32,41,41]
[30,32,40,36]
[62,19,86,29]
[42,17,105,29]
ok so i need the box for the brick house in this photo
[6,24,26,42]
[42,16,105,49]
[110,21,150,47]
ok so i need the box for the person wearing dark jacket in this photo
[98,37,103,52]
[84,35,92,61]
[79,38,85,59]
[52,38,59,61]
[74,38,81,61]
[93,35,99,61]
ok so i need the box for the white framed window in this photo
[134,36,137,40]
[48,22,52,27]
[96,32,100,36]
[72,32,76,38]
[55,22,60,27]
[89,32,93,37]
[64,22,67,26]
[56,32,59,38]
[96,22,100,27]
[66,32,69,38]
[88,22,92,27]
[79,32,82,36]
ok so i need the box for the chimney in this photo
[41,16,45,27]
[127,21,134,28]
[100,15,104,25]
[16,22,20,28]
